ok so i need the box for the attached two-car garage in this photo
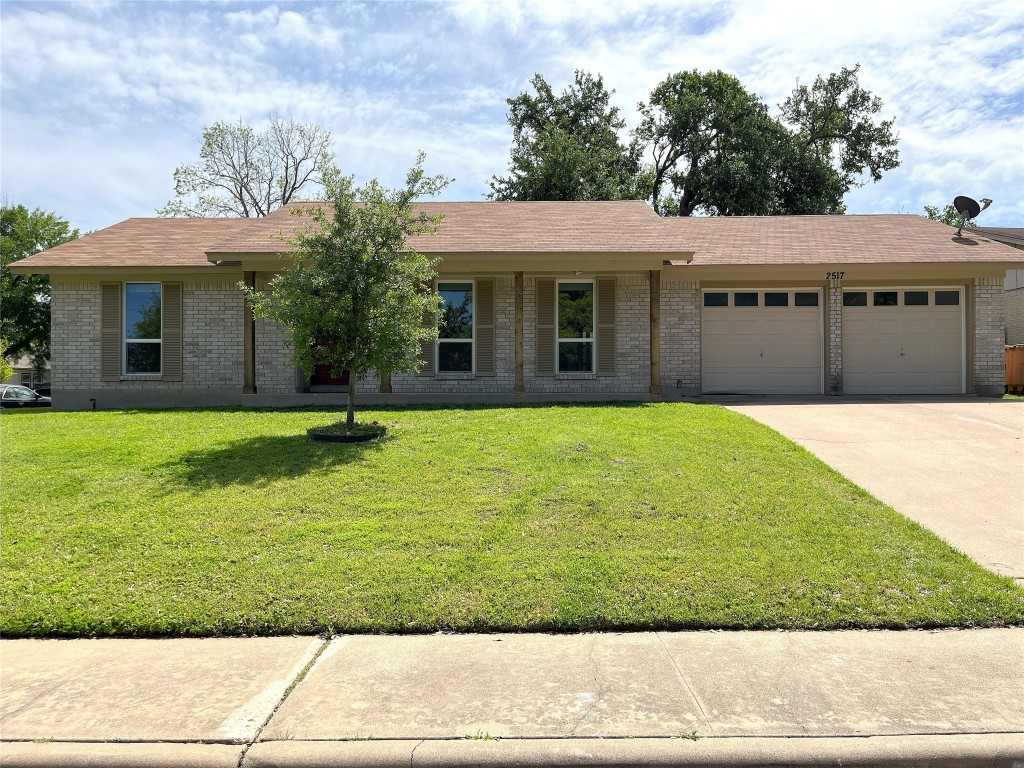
[700,286,965,395]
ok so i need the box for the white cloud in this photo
[1,0,1021,230]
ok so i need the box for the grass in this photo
[1,402,1021,637]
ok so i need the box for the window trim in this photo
[123,282,163,377]
[556,278,596,374]
[435,279,476,375]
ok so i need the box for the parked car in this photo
[0,385,51,408]
[34,382,51,397]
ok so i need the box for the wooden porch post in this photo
[243,271,256,394]
[515,271,525,393]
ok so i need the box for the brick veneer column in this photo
[972,277,1005,396]
[660,279,700,395]
[828,281,843,395]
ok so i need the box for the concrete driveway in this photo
[720,397,1024,582]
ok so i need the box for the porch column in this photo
[649,269,662,395]
[243,271,256,394]
[379,373,392,393]
[514,271,525,393]
[827,279,842,395]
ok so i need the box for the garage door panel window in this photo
[124,283,162,375]
[904,291,929,306]
[873,291,898,307]
[437,282,474,373]
[703,292,728,307]
[765,292,789,307]
[734,292,758,307]
[935,290,960,306]
[843,291,867,306]
[795,292,819,307]
[557,281,594,373]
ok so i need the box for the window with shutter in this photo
[123,283,162,375]
[556,280,595,373]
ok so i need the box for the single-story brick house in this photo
[9,201,1023,410]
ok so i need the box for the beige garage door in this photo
[843,288,964,395]
[701,289,823,394]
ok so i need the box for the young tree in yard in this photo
[244,154,450,432]
[635,64,899,216]
[159,116,333,218]
[1,204,79,369]
[489,71,646,202]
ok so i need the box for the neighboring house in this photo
[963,227,1024,345]
[2,355,49,389]
[9,201,1024,410]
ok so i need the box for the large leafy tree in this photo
[636,64,899,216]
[159,116,334,218]
[244,154,450,431]
[489,71,645,202]
[1,204,79,368]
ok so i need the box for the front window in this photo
[437,282,473,373]
[557,281,594,373]
[124,283,162,374]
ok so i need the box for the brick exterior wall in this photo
[255,318,297,394]
[522,274,649,393]
[973,277,1005,394]
[827,283,843,395]
[51,280,243,394]
[660,279,700,395]
[1006,288,1024,345]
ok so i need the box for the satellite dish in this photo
[951,195,993,237]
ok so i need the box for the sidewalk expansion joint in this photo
[655,631,716,738]
[235,634,331,768]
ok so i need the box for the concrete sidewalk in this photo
[2,629,1022,767]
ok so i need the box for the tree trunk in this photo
[346,378,356,432]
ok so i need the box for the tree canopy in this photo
[1,204,79,368]
[159,116,334,218]
[489,65,899,217]
[244,154,450,430]
[637,64,899,216]
[488,71,645,202]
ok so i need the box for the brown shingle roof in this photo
[9,205,1023,273]
[664,214,1024,265]
[8,218,252,270]
[209,200,674,255]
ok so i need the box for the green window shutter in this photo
[475,278,495,376]
[101,282,122,382]
[536,278,555,377]
[597,277,616,377]
[162,282,183,382]
[417,309,435,376]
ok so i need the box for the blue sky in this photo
[2,0,1022,232]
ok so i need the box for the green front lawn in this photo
[2,403,1021,637]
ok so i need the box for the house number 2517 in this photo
[826,271,845,280]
